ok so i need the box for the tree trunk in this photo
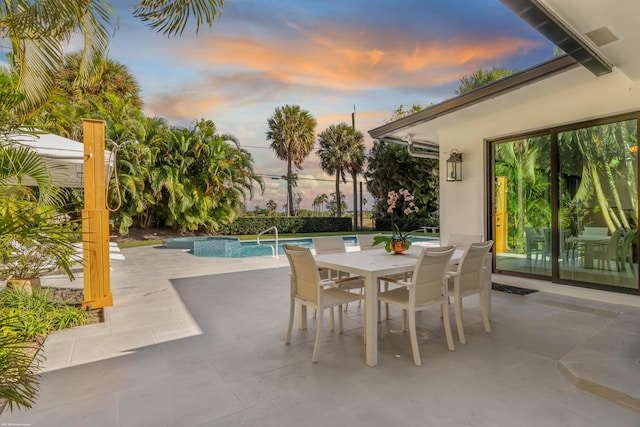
[287,159,294,216]
[335,173,342,217]
[351,171,358,230]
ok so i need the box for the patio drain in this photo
[491,283,538,295]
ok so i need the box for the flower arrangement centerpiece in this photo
[373,188,419,254]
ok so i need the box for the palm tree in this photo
[266,199,277,216]
[347,130,365,229]
[495,137,546,252]
[327,192,347,217]
[317,123,362,218]
[266,105,317,216]
[148,119,263,232]
[1,0,224,113]
[311,195,320,215]
[455,67,515,95]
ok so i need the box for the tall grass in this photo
[0,288,93,340]
[0,287,95,412]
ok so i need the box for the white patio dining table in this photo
[314,245,465,367]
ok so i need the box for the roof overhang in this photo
[369,55,579,144]
[500,0,613,76]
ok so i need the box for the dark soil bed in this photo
[111,226,214,244]
[43,286,104,323]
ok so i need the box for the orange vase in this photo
[390,239,408,254]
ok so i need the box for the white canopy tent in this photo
[6,132,113,188]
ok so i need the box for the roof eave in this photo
[369,55,579,140]
[500,0,613,77]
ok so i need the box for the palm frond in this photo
[132,0,224,37]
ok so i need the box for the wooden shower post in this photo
[81,119,112,309]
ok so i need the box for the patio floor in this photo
[1,243,639,426]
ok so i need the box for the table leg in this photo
[364,274,378,367]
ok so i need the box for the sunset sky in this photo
[107,0,555,211]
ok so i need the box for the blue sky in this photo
[106,0,555,211]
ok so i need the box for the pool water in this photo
[163,235,437,258]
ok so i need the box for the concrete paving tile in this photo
[40,338,74,372]
[116,366,241,427]
[0,392,120,427]
[12,348,170,413]
[108,305,177,332]
[581,325,640,359]
[607,308,640,334]
[69,326,157,365]
[44,321,111,343]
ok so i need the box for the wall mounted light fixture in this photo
[446,149,462,181]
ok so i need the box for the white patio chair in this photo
[313,236,364,309]
[524,226,545,266]
[356,234,380,251]
[446,234,483,249]
[377,245,456,366]
[593,229,623,270]
[356,233,407,321]
[618,228,636,272]
[446,240,494,344]
[283,244,362,362]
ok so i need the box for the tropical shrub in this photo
[219,216,352,235]
[0,288,94,412]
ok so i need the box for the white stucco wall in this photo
[435,66,639,243]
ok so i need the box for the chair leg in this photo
[378,282,382,322]
[329,307,335,331]
[401,309,407,332]
[441,301,455,351]
[300,304,308,330]
[408,310,421,366]
[384,282,390,320]
[480,291,491,333]
[338,305,344,333]
[285,297,295,343]
[454,295,465,344]
[312,308,322,363]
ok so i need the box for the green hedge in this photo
[219,217,353,235]
[374,217,438,232]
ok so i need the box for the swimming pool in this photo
[163,235,437,258]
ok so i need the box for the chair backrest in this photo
[411,245,456,305]
[357,234,380,251]
[455,240,494,293]
[619,229,636,261]
[312,236,346,254]
[621,228,636,248]
[447,234,483,249]
[604,229,623,257]
[583,227,608,236]
[283,244,320,304]
[524,226,540,238]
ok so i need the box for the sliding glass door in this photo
[557,119,638,289]
[492,114,639,292]
[494,135,551,277]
